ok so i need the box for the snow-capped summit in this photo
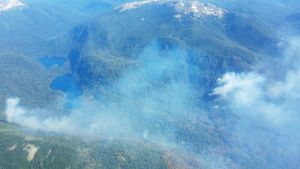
[173,0,227,19]
[118,0,162,12]
[0,0,26,12]
[117,0,227,19]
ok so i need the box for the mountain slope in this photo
[63,0,279,93]
[0,119,170,169]
[0,0,114,54]
[0,1,295,169]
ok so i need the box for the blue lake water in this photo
[50,74,83,99]
[39,57,65,69]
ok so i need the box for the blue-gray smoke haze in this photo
[5,41,200,141]
[3,0,300,168]
[5,36,300,168]
[212,36,300,168]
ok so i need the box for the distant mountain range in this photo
[0,0,115,54]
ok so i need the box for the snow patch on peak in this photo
[0,0,26,12]
[173,0,227,19]
[117,0,227,19]
[117,0,163,12]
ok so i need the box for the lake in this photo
[50,74,83,99]
[38,56,65,69]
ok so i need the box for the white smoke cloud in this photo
[5,97,25,123]
[4,95,137,138]
[213,72,295,125]
[210,37,300,169]
[213,72,266,107]
[3,36,300,169]
[5,97,79,134]
[3,41,198,141]
[213,37,300,127]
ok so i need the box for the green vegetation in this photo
[0,119,169,169]
[0,50,69,109]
